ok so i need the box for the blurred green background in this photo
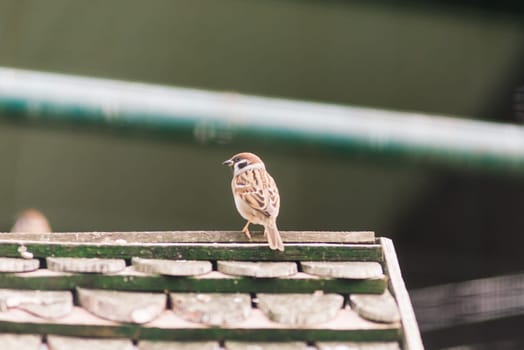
[1,1,524,347]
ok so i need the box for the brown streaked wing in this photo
[266,172,280,215]
[234,169,278,217]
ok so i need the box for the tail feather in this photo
[265,221,284,251]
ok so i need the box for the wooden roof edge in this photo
[0,231,375,244]
[380,237,424,350]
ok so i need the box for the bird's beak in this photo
[222,159,234,167]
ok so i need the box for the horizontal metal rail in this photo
[1,67,524,172]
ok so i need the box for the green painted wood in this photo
[0,243,382,261]
[0,231,375,244]
[0,322,401,342]
[0,273,386,294]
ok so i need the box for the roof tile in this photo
[77,288,165,323]
[350,291,401,323]
[217,261,298,278]
[47,335,134,350]
[257,293,344,325]
[301,261,383,279]
[0,258,39,272]
[47,258,126,274]
[132,257,212,276]
[0,289,72,319]
[170,293,251,326]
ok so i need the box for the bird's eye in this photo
[233,157,240,162]
[238,161,248,169]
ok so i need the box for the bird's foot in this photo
[242,222,252,240]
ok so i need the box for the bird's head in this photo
[223,152,265,174]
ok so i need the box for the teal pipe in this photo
[1,67,524,172]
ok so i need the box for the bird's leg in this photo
[241,221,252,240]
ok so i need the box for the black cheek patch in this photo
[238,162,248,169]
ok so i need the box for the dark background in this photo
[1,1,524,348]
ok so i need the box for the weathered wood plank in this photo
[170,293,251,326]
[380,238,423,350]
[77,288,166,324]
[0,307,400,341]
[0,258,39,272]
[132,258,212,276]
[350,291,401,323]
[0,231,375,244]
[257,293,344,325]
[0,242,383,261]
[0,333,41,350]
[0,270,386,294]
[217,261,298,278]
[301,262,383,279]
[47,335,134,350]
[47,257,126,274]
[0,289,72,319]
[0,322,401,342]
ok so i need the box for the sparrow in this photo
[223,152,284,251]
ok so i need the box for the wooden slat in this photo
[0,307,400,342]
[0,231,375,244]
[0,269,387,294]
[380,238,423,350]
[0,242,383,261]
